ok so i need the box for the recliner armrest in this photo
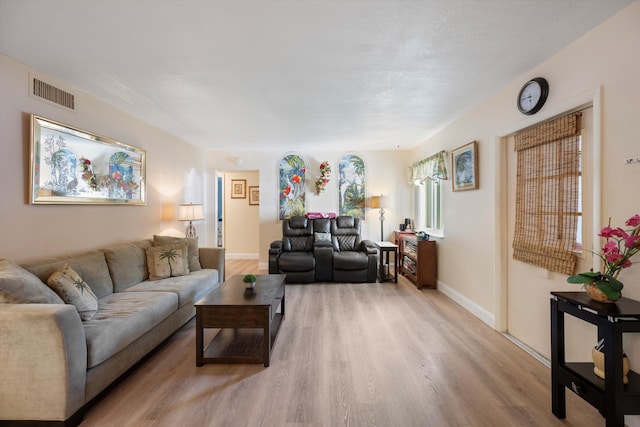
[269,241,283,255]
[361,239,378,255]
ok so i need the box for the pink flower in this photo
[621,258,633,269]
[625,235,640,249]
[626,214,640,227]
[599,226,628,238]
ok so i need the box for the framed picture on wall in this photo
[249,186,259,205]
[30,114,146,205]
[451,141,478,191]
[231,179,246,199]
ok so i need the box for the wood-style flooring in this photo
[80,259,602,426]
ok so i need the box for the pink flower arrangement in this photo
[568,214,640,301]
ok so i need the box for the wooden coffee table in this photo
[195,274,286,367]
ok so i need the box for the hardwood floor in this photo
[80,260,602,426]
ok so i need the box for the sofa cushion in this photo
[47,264,99,321]
[123,269,219,308]
[146,244,189,280]
[82,291,178,368]
[278,252,315,272]
[21,251,114,299]
[103,240,152,292]
[154,235,201,272]
[0,259,64,304]
[333,251,370,270]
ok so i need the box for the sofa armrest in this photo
[0,304,87,422]
[199,247,225,283]
[361,239,378,255]
[269,240,283,254]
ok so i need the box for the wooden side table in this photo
[374,241,398,283]
[550,291,640,426]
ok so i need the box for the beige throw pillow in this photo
[47,263,98,321]
[153,235,201,272]
[146,243,189,280]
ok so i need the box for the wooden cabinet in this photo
[399,236,437,289]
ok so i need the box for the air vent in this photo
[32,78,75,110]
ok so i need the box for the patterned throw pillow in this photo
[146,243,189,281]
[314,232,331,243]
[0,258,64,304]
[47,263,98,321]
[153,235,201,272]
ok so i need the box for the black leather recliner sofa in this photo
[269,215,378,283]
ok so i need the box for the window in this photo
[415,178,443,235]
[512,112,582,275]
[410,151,447,236]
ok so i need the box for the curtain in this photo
[409,150,448,185]
[512,112,582,275]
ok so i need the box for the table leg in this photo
[263,309,271,367]
[196,309,203,367]
[550,298,566,418]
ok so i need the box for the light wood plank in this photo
[80,259,602,426]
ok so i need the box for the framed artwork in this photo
[278,154,306,219]
[451,141,478,191]
[30,114,146,205]
[231,179,246,199]
[249,186,259,205]
[338,154,365,218]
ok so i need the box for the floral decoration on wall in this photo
[314,161,331,195]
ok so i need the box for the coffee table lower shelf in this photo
[201,314,284,365]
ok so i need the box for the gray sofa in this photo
[0,236,225,426]
[269,215,378,283]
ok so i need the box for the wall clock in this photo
[517,77,549,115]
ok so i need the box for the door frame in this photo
[494,86,602,332]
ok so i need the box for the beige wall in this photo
[0,54,207,261]
[410,3,640,425]
[223,170,260,257]
[205,150,412,268]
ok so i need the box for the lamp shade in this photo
[178,204,204,222]
[370,196,380,209]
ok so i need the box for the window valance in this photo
[409,150,448,185]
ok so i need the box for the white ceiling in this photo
[0,0,633,151]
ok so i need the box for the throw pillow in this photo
[0,258,64,304]
[153,235,201,272]
[146,243,189,280]
[47,263,98,321]
[314,232,331,243]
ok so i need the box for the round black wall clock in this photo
[517,77,549,115]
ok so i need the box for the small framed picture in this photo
[249,186,259,205]
[451,141,478,191]
[231,179,246,199]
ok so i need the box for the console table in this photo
[550,291,640,427]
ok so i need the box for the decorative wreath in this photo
[314,161,331,195]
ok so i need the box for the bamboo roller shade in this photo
[512,112,582,275]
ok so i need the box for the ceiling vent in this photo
[31,77,75,111]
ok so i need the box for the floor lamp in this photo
[370,195,385,241]
[178,203,205,238]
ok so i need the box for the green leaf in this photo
[595,281,621,300]
[567,271,601,284]
[603,274,624,292]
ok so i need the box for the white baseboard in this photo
[226,253,259,260]
[502,333,551,368]
[437,280,495,328]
